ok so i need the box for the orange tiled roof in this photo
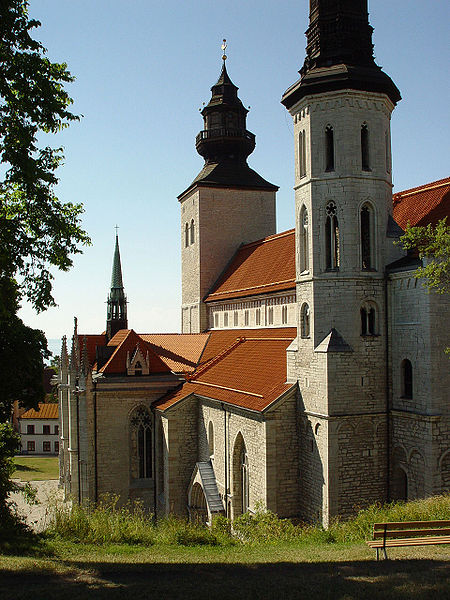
[20,403,58,420]
[140,333,210,373]
[156,328,297,412]
[78,334,107,366]
[393,177,450,230]
[205,230,295,302]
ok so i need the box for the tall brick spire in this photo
[282,0,400,109]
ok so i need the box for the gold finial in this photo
[221,38,227,62]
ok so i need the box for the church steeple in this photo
[106,232,128,341]
[282,0,400,108]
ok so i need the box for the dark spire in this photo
[106,232,128,341]
[282,0,400,109]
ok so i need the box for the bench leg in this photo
[376,547,379,561]
[383,547,388,560]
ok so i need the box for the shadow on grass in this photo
[0,526,52,558]
[0,559,448,600]
[13,464,39,472]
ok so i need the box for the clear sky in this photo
[18,0,449,345]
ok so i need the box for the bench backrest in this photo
[373,520,450,540]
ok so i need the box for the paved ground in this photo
[9,479,68,532]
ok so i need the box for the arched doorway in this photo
[190,482,208,524]
[232,433,249,518]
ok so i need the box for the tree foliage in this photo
[0,0,90,311]
[400,218,450,295]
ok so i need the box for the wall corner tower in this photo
[179,47,278,333]
[282,1,401,524]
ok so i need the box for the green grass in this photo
[12,456,59,481]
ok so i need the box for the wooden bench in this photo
[367,520,450,559]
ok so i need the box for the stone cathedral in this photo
[58,1,450,526]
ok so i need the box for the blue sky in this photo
[18,0,449,344]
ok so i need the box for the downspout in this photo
[151,404,157,522]
[222,402,228,516]
[93,380,98,503]
[384,273,391,501]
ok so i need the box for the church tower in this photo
[282,1,401,524]
[106,233,128,340]
[179,46,278,333]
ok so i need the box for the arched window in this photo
[360,203,374,270]
[298,130,306,178]
[185,223,189,247]
[130,406,152,479]
[282,305,288,324]
[301,303,310,338]
[299,206,309,273]
[401,359,413,399]
[325,202,340,269]
[361,123,370,171]
[325,125,334,171]
[190,219,195,244]
[360,302,376,335]
[241,447,249,514]
[208,421,214,457]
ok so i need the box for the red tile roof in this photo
[156,328,297,412]
[20,403,58,420]
[78,334,107,366]
[205,230,296,302]
[393,177,450,230]
[140,333,209,373]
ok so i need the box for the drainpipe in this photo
[222,403,228,516]
[385,274,391,501]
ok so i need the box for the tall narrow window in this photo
[234,311,238,327]
[298,130,306,178]
[360,204,373,270]
[223,312,228,327]
[301,303,310,338]
[325,125,334,171]
[401,359,413,399]
[300,206,309,273]
[131,407,152,479]
[241,448,249,514]
[360,302,377,335]
[325,202,340,269]
[255,308,261,326]
[244,310,249,326]
[385,130,391,173]
[361,124,370,170]
[208,421,214,457]
[185,223,189,247]
[190,219,195,244]
[268,307,274,325]
[214,313,218,328]
[282,305,288,324]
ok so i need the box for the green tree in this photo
[400,218,450,295]
[0,0,89,531]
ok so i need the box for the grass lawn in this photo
[12,456,59,481]
[0,540,448,600]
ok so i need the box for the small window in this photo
[185,223,189,247]
[43,441,51,452]
[214,313,219,328]
[43,425,50,435]
[360,303,377,335]
[27,441,35,452]
[255,308,261,326]
[244,310,249,326]
[54,441,59,453]
[27,424,34,435]
[301,303,310,338]
[325,202,340,269]
[190,219,195,244]
[234,311,238,327]
[223,312,228,327]
[401,359,413,399]
[325,125,334,171]
[55,425,59,435]
[268,307,274,325]
[134,361,142,376]
[298,130,306,178]
[361,123,370,171]
[208,421,214,457]
[299,206,309,273]
[282,305,288,324]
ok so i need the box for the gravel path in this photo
[8,479,68,532]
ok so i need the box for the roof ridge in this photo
[207,278,295,298]
[193,380,263,398]
[241,228,295,250]
[394,178,450,200]
[188,337,245,380]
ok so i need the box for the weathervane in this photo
[114,224,119,237]
[221,38,227,62]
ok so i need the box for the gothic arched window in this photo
[190,219,195,244]
[301,303,310,338]
[360,203,374,270]
[241,447,249,514]
[325,125,334,171]
[401,359,413,399]
[130,406,152,479]
[361,123,370,171]
[208,421,214,457]
[325,202,340,269]
[360,302,377,336]
[299,206,309,273]
[185,223,189,247]
[298,130,306,178]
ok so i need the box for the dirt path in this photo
[9,479,68,532]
